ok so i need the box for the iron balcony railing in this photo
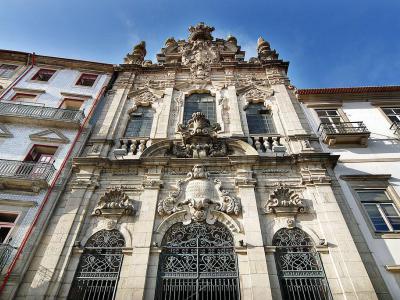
[0,243,17,274]
[0,159,56,183]
[318,121,370,135]
[390,121,400,136]
[0,101,85,124]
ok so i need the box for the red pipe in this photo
[0,83,108,295]
[0,52,35,99]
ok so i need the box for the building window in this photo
[12,93,37,102]
[31,69,56,82]
[245,103,276,134]
[316,109,343,124]
[0,64,18,78]
[60,98,84,110]
[357,189,400,232]
[25,145,57,164]
[76,73,98,87]
[382,108,400,123]
[68,229,125,300]
[183,93,216,124]
[125,106,154,137]
[273,227,332,300]
[0,212,19,243]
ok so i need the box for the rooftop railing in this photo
[318,121,370,135]
[0,159,55,183]
[0,101,85,124]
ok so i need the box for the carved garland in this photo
[264,184,305,215]
[93,188,136,216]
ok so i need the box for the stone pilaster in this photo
[235,169,272,300]
[153,87,173,139]
[227,86,244,136]
[115,172,162,300]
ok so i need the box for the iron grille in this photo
[273,228,333,300]
[318,121,369,135]
[155,222,240,300]
[68,230,125,300]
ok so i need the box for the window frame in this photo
[58,98,85,111]
[0,64,19,79]
[11,93,38,103]
[30,68,57,83]
[124,106,155,138]
[245,102,277,135]
[0,210,20,244]
[75,73,99,88]
[379,106,400,125]
[183,93,216,124]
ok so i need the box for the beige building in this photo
[5,24,391,299]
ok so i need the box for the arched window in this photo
[245,103,276,134]
[155,222,240,300]
[125,106,154,137]
[68,229,125,300]
[273,228,332,300]
[183,93,216,124]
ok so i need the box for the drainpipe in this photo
[0,70,117,295]
[0,52,35,99]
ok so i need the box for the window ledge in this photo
[373,232,400,239]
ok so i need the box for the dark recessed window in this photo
[245,103,276,134]
[183,93,216,124]
[357,189,400,233]
[0,212,19,243]
[125,106,154,137]
[76,74,98,87]
[0,64,18,78]
[31,69,56,82]
[382,108,400,123]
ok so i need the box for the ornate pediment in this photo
[243,87,274,109]
[170,112,228,158]
[93,188,136,216]
[127,89,162,113]
[264,184,306,215]
[158,164,241,224]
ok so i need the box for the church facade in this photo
[7,24,388,299]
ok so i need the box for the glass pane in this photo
[327,110,339,116]
[363,204,390,231]
[246,103,276,134]
[388,217,400,230]
[316,110,328,117]
[357,190,389,202]
[381,204,400,216]
[183,94,216,124]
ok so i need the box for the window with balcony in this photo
[12,93,37,103]
[183,93,216,124]
[125,106,154,137]
[25,145,57,164]
[31,69,56,82]
[357,189,400,233]
[0,64,18,79]
[0,212,18,243]
[382,108,400,123]
[76,73,98,87]
[245,103,276,134]
[60,98,84,110]
[316,109,343,124]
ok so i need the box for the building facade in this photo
[0,24,394,299]
[299,86,400,298]
[0,50,113,298]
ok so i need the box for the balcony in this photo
[0,243,17,275]
[113,138,152,159]
[318,121,370,147]
[0,159,56,192]
[390,122,400,137]
[0,101,85,128]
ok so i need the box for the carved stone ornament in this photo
[171,112,228,158]
[264,184,305,215]
[257,37,279,62]
[158,165,241,224]
[127,90,159,113]
[124,41,147,64]
[243,87,274,109]
[93,188,135,216]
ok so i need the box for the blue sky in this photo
[2,0,399,88]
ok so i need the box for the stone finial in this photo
[188,22,215,41]
[124,41,147,64]
[226,34,237,45]
[257,37,271,52]
[257,36,278,61]
[165,37,178,48]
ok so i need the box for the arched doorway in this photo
[68,229,125,300]
[155,222,240,300]
[273,227,332,300]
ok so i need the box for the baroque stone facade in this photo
[4,23,389,299]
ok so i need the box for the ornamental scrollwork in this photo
[157,165,241,224]
[93,188,135,216]
[264,184,306,215]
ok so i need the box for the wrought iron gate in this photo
[273,228,333,300]
[155,222,240,300]
[68,229,125,300]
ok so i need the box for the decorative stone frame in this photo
[27,67,59,85]
[340,174,400,239]
[72,71,102,89]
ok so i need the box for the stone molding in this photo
[92,187,136,216]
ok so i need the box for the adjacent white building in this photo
[299,86,400,298]
[0,50,113,297]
